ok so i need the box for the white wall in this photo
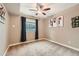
[45,4,79,50]
[38,19,46,39]
[0,4,10,55]
[8,15,21,44]
[8,16,46,44]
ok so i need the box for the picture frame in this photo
[56,16,64,27]
[49,16,64,28]
[49,19,53,27]
[71,16,79,28]
[52,18,57,27]
[0,3,6,24]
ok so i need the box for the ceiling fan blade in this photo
[35,13,38,15]
[36,3,44,11]
[35,12,46,15]
[43,8,51,11]
[37,3,43,9]
[29,9,37,11]
[42,12,46,15]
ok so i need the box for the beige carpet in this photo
[6,40,79,56]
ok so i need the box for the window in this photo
[26,19,36,32]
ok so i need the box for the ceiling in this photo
[4,3,78,18]
[4,3,20,16]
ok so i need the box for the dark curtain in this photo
[21,17,26,42]
[35,19,39,39]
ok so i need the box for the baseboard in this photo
[9,38,45,47]
[46,39,79,52]
[3,46,10,56]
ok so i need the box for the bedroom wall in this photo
[38,19,46,39]
[0,4,10,55]
[8,16,45,44]
[45,4,79,50]
[8,15,21,44]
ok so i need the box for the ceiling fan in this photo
[29,3,51,15]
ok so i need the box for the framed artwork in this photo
[49,18,57,27]
[49,19,53,27]
[71,16,79,28]
[53,18,57,27]
[57,16,64,27]
[0,4,6,24]
[49,16,64,27]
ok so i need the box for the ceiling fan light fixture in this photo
[37,11,41,14]
[30,3,50,16]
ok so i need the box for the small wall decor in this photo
[71,16,79,28]
[49,16,64,27]
[0,4,6,24]
[57,16,64,27]
[53,18,57,27]
[49,19,53,27]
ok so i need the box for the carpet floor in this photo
[6,40,79,56]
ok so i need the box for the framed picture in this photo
[52,18,57,27]
[0,3,6,24]
[56,16,64,27]
[71,16,79,28]
[0,16,5,24]
[49,16,64,28]
[49,19,53,27]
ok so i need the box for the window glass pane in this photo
[26,19,36,32]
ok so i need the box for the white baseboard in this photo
[3,46,10,56]
[46,39,79,52]
[9,38,45,47]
